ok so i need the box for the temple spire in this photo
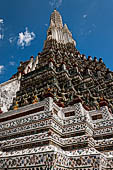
[45,10,76,47]
[50,9,63,29]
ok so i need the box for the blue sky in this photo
[0,0,113,83]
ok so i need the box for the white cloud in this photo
[0,65,4,74]
[45,24,48,27]
[0,34,4,40]
[0,18,4,40]
[0,19,3,24]
[9,36,17,44]
[10,56,14,59]
[81,25,96,38]
[49,0,62,8]
[92,23,96,28]
[17,27,35,48]
[88,30,92,34]
[83,14,87,19]
[9,61,16,66]
[78,23,96,40]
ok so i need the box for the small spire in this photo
[99,58,103,63]
[94,56,98,62]
[63,24,68,31]
[88,56,93,61]
[63,24,72,37]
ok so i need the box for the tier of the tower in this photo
[0,97,113,169]
[11,47,113,113]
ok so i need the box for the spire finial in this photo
[45,10,76,47]
[50,9,63,28]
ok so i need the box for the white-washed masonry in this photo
[0,78,20,112]
[0,98,113,169]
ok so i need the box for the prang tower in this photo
[0,10,113,170]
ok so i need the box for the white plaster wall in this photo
[0,78,20,113]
